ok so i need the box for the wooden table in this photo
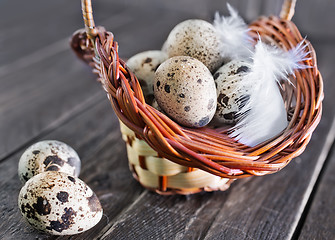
[1,0,334,239]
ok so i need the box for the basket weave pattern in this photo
[120,122,232,194]
[71,0,323,194]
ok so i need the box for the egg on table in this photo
[212,59,251,124]
[18,171,103,235]
[164,19,223,72]
[18,140,81,184]
[126,50,168,105]
[154,56,217,128]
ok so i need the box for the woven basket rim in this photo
[71,0,324,179]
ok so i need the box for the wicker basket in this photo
[71,0,323,195]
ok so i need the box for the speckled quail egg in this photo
[18,140,81,184]
[127,50,168,105]
[212,59,251,124]
[164,19,223,72]
[154,56,217,128]
[18,171,103,235]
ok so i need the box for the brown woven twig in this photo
[71,0,323,179]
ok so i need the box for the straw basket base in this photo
[120,122,234,195]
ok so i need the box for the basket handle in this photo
[279,0,297,20]
[81,0,97,40]
[80,0,297,40]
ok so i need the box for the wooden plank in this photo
[297,126,335,240]
[97,190,232,240]
[78,42,335,239]
[0,48,103,161]
[0,0,127,67]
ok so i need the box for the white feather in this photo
[230,40,311,147]
[213,3,253,60]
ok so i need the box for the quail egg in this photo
[18,140,81,184]
[154,56,217,128]
[212,59,251,124]
[127,50,168,105]
[164,19,223,72]
[18,171,103,235]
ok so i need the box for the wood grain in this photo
[298,144,335,240]
[0,48,103,161]
[0,0,128,67]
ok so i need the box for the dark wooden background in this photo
[1,0,335,239]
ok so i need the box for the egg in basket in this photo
[71,0,323,195]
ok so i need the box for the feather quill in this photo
[213,3,253,60]
[230,40,311,147]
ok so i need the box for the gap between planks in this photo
[290,119,335,239]
[95,190,149,240]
